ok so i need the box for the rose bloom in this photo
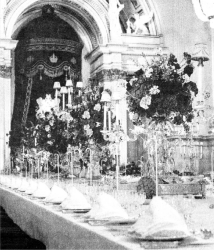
[37,112,45,119]
[129,112,134,120]
[94,103,101,112]
[140,95,151,109]
[96,122,101,127]
[49,120,54,126]
[149,86,160,95]
[82,110,90,119]
[145,68,153,78]
[88,139,94,144]
[133,113,139,121]
[84,124,90,130]
[45,125,50,132]
[86,128,93,137]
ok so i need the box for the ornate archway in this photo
[0,0,163,169]
[4,0,110,49]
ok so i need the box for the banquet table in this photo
[0,186,141,250]
[1,185,214,250]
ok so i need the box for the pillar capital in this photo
[95,68,127,82]
[0,39,18,68]
[0,39,18,50]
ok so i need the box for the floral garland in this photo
[127,52,198,131]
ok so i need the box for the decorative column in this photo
[0,39,18,172]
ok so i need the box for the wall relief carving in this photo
[95,69,127,82]
[0,65,12,78]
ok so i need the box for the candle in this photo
[62,93,65,110]
[115,102,119,126]
[35,138,37,147]
[11,157,13,173]
[155,137,158,196]
[57,155,60,183]
[37,157,40,178]
[103,104,107,130]
[116,144,119,191]
[108,110,111,131]
[71,151,74,186]
[47,161,48,180]
[68,88,71,105]
[55,89,58,103]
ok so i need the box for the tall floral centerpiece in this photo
[24,84,108,154]
[127,51,198,197]
[16,81,111,178]
[128,52,198,129]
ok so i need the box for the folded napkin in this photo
[85,192,129,221]
[4,177,12,187]
[11,178,22,189]
[61,186,91,210]
[18,180,30,191]
[45,185,68,203]
[25,181,38,195]
[32,182,51,198]
[130,196,190,239]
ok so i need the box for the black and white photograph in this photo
[1,0,214,249]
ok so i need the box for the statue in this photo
[108,0,124,42]
[127,11,154,35]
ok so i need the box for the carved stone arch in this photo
[12,7,93,52]
[4,0,110,51]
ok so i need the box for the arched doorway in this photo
[10,5,83,148]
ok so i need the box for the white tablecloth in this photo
[0,186,140,250]
[2,186,214,250]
